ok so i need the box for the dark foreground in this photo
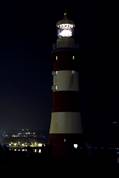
[0,148,119,176]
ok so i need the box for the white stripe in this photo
[56,38,75,48]
[49,112,82,134]
[52,70,79,91]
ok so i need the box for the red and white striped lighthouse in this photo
[49,13,83,159]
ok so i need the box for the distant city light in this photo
[2,129,46,153]
[12,134,18,138]
[14,143,17,146]
[38,143,42,147]
[72,56,75,60]
[38,149,41,153]
[112,121,118,124]
[21,143,25,147]
[117,157,119,164]
[34,149,37,153]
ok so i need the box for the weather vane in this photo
[64,9,68,18]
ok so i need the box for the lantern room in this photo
[56,12,75,38]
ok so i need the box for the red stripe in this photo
[52,49,80,71]
[52,91,80,112]
[53,59,79,71]
[49,133,83,144]
[48,134,83,159]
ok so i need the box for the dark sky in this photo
[0,0,118,143]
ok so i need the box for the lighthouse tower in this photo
[49,13,82,159]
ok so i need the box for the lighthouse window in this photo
[72,56,75,60]
[72,70,75,74]
[73,144,78,149]
[55,85,58,90]
[56,56,58,60]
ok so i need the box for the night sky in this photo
[0,1,118,143]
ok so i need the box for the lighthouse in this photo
[49,12,83,159]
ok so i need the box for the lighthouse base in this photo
[48,134,83,160]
